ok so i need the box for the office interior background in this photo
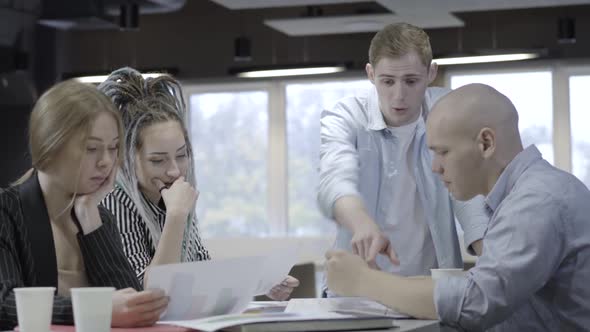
[2,0,590,295]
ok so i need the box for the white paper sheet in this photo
[146,242,301,321]
[285,297,410,319]
[146,256,264,320]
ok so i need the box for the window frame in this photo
[182,74,369,237]
[444,62,568,171]
[281,75,370,235]
[183,82,279,234]
[562,65,590,186]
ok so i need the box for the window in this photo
[189,91,269,237]
[184,63,589,239]
[450,72,554,164]
[569,75,590,188]
[285,80,372,236]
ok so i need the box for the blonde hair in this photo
[368,22,432,67]
[15,80,123,185]
[98,67,196,255]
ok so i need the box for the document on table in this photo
[285,297,410,319]
[160,311,395,332]
[146,242,301,321]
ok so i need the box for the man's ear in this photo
[427,62,438,85]
[366,63,375,85]
[477,127,496,159]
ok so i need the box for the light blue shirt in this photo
[319,86,488,275]
[435,145,590,331]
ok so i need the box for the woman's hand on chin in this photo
[153,177,199,221]
[73,167,117,234]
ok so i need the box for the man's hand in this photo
[325,250,370,296]
[351,222,400,269]
[111,288,169,327]
[332,196,399,268]
[326,251,438,320]
[266,275,300,301]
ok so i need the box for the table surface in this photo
[391,319,456,331]
[8,320,459,332]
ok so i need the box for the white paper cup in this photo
[430,268,467,280]
[14,287,55,332]
[71,287,115,332]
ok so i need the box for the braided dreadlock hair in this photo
[98,67,197,258]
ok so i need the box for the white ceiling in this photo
[210,0,590,36]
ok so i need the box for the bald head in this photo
[426,83,524,199]
[429,83,521,145]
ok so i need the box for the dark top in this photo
[0,173,141,329]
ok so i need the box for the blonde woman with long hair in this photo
[99,67,298,300]
[0,80,168,330]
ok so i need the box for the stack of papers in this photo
[285,297,410,319]
[161,311,395,332]
[159,298,404,332]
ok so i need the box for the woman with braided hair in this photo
[98,67,298,300]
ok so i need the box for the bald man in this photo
[325,84,590,331]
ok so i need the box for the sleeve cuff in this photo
[434,275,470,326]
[453,196,489,255]
[463,223,487,255]
[77,222,111,246]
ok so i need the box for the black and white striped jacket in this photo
[101,186,210,284]
[0,174,141,330]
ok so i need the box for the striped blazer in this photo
[101,186,210,284]
[0,174,141,329]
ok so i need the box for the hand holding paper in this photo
[266,276,300,301]
[146,241,302,321]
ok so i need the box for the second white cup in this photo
[71,287,115,332]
